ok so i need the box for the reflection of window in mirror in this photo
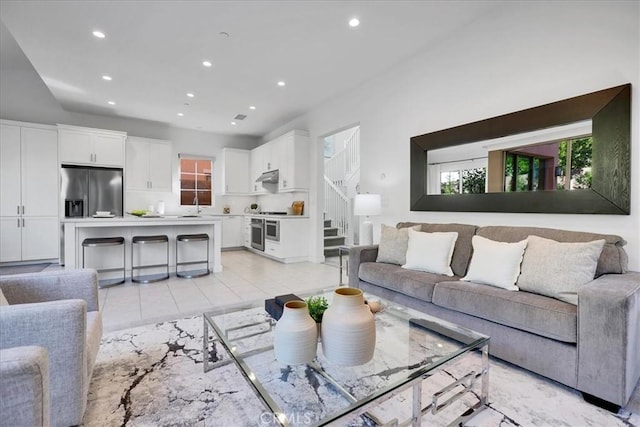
[500,136,592,192]
[426,120,592,195]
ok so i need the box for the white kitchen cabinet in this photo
[250,145,267,194]
[278,130,310,192]
[0,121,59,262]
[261,218,309,263]
[243,216,251,248]
[221,148,250,195]
[126,136,172,192]
[222,215,244,248]
[58,124,126,167]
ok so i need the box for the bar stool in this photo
[82,237,126,288]
[176,233,210,278]
[131,235,170,283]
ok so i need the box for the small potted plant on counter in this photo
[306,296,329,333]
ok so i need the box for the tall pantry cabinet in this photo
[0,121,59,262]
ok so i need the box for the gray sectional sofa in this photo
[349,223,640,407]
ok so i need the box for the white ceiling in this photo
[0,1,498,137]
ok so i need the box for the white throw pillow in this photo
[517,235,605,305]
[376,224,421,265]
[402,229,458,276]
[461,236,528,290]
[0,288,9,306]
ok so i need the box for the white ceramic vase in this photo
[274,301,318,365]
[321,287,376,366]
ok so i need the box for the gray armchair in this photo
[0,269,103,427]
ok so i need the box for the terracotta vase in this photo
[274,301,318,364]
[321,287,376,366]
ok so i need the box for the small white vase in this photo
[321,287,376,366]
[274,301,318,365]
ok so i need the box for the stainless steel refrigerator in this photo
[61,166,123,217]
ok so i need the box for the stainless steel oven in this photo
[265,219,280,242]
[250,218,265,251]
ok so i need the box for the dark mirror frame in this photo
[410,84,631,214]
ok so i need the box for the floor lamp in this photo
[354,194,381,245]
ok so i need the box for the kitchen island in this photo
[62,216,223,279]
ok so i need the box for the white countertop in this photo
[61,215,223,227]
[62,213,309,223]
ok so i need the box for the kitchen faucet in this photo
[193,196,202,214]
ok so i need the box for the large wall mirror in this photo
[410,84,631,214]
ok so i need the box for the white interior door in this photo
[21,127,58,217]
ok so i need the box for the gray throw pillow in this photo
[376,224,420,265]
[517,235,605,305]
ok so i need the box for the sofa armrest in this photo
[0,269,99,312]
[577,272,640,406]
[348,245,379,288]
[0,346,50,427]
[0,299,88,426]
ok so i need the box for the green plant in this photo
[305,296,328,323]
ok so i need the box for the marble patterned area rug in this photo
[82,316,639,427]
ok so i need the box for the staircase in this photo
[323,218,345,257]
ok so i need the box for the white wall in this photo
[265,1,640,269]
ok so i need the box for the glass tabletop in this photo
[203,290,489,426]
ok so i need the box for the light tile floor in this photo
[98,250,341,332]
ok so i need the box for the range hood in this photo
[256,170,279,184]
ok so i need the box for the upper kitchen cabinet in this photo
[250,130,310,194]
[0,121,59,262]
[250,144,267,194]
[277,130,310,192]
[58,124,126,167]
[221,148,250,195]
[126,136,172,192]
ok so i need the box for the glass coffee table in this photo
[203,291,489,426]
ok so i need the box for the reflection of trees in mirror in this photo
[557,137,592,190]
[440,168,486,194]
[502,136,592,192]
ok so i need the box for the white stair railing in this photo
[344,127,360,180]
[324,149,346,187]
[324,176,350,243]
[324,127,360,187]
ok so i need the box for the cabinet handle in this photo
[17,205,20,215]
[22,218,25,227]
[149,181,152,189]
[22,205,25,215]
[267,162,271,170]
[17,218,20,228]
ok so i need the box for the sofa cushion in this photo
[461,236,527,290]
[476,226,627,275]
[359,262,455,302]
[403,229,458,276]
[432,280,578,343]
[517,236,605,305]
[397,222,478,277]
[376,224,420,265]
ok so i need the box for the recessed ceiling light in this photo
[107,101,116,105]
[202,60,212,67]
[249,105,256,110]
[93,30,105,39]
[277,81,286,87]
[186,92,195,98]
[102,75,112,81]
[231,121,237,125]
[219,31,230,38]
[349,18,360,27]
[177,113,184,117]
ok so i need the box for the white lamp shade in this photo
[354,194,381,216]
